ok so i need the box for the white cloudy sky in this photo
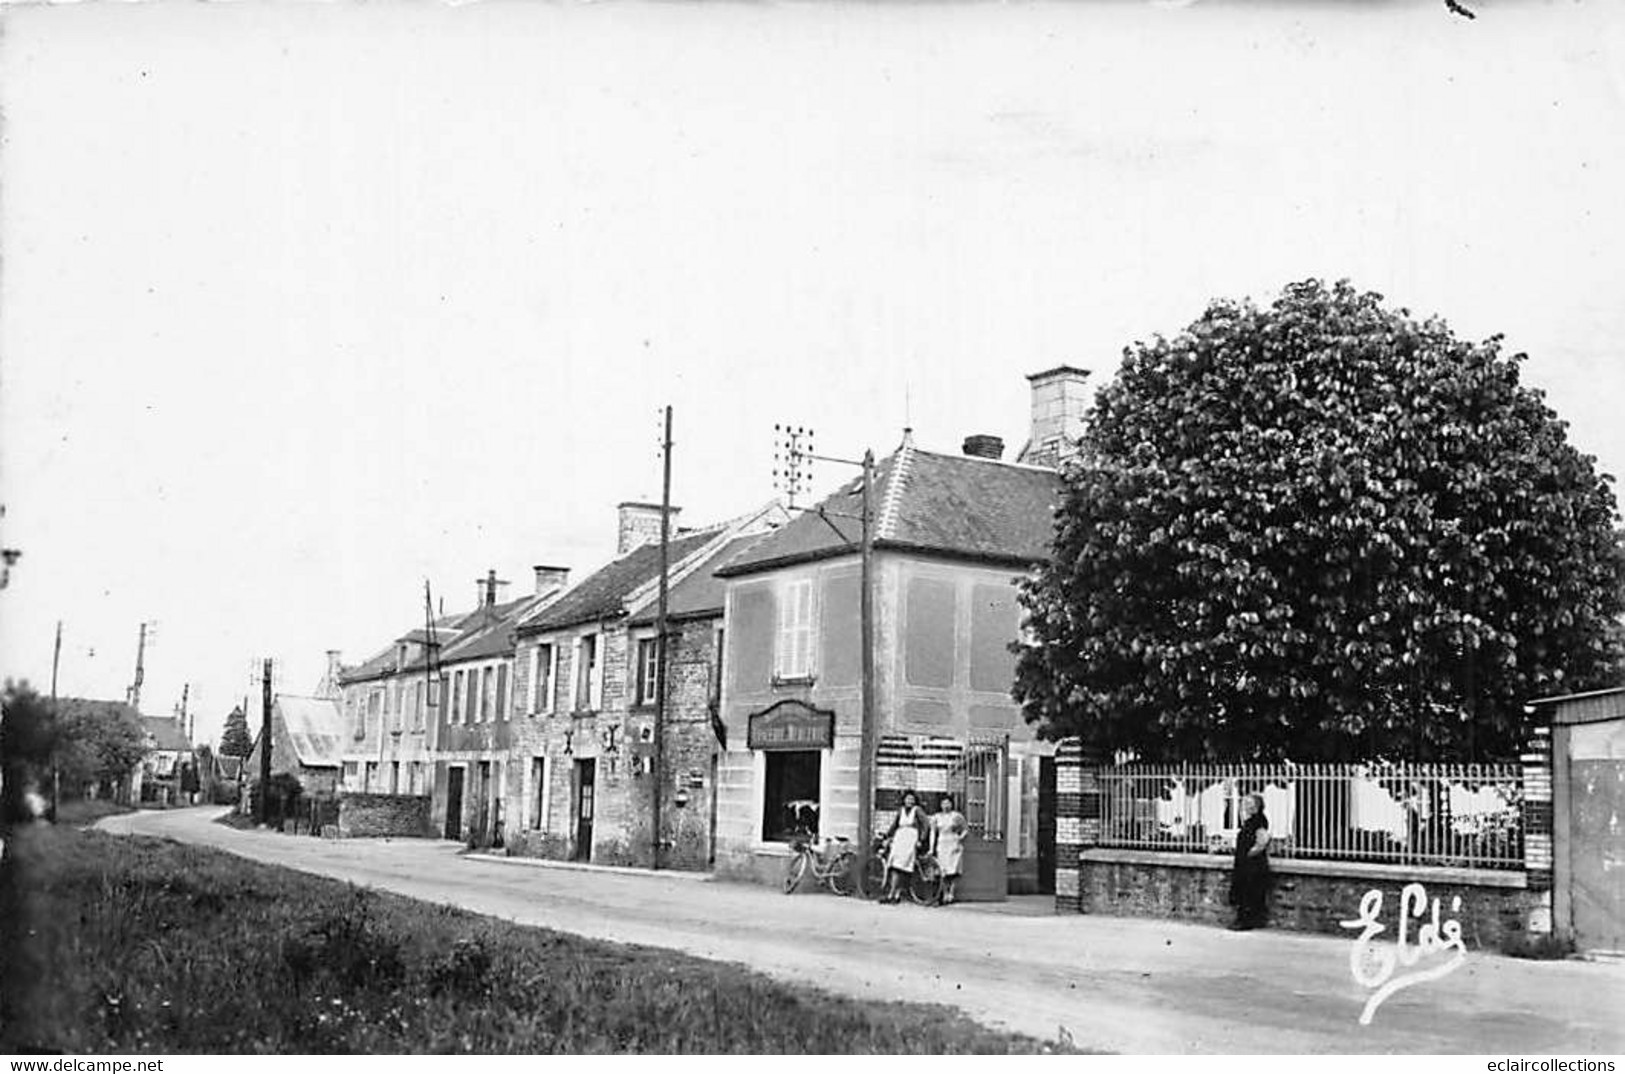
[2,0,1622,748]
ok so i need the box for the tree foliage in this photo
[219,705,253,759]
[54,701,147,794]
[1013,280,1625,763]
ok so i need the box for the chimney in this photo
[533,564,570,598]
[617,501,681,555]
[962,434,1004,460]
[1018,365,1090,468]
[476,569,509,609]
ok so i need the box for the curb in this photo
[464,852,715,882]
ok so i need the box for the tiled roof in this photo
[627,532,769,625]
[520,530,721,634]
[141,716,192,752]
[438,594,537,664]
[276,695,345,768]
[717,444,1062,576]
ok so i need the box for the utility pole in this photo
[51,620,62,817]
[257,658,272,825]
[773,427,878,890]
[652,405,673,870]
[857,449,877,867]
[126,621,154,713]
[424,579,440,725]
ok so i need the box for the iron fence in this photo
[1097,761,1525,871]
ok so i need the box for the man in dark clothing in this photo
[1228,792,1271,930]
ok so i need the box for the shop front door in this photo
[573,758,596,861]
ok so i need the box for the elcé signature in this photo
[1338,882,1468,1025]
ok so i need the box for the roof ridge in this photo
[875,441,913,541]
[909,444,1062,474]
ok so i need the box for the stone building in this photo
[429,567,570,845]
[492,501,786,868]
[709,370,1086,895]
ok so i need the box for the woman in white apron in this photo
[881,790,928,904]
[931,794,968,905]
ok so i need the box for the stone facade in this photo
[498,616,724,870]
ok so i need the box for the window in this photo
[365,761,378,791]
[480,666,495,722]
[533,644,554,714]
[636,636,658,707]
[496,661,510,721]
[528,756,549,829]
[710,627,725,710]
[390,682,403,732]
[411,682,425,730]
[390,761,400,795]
[465,669,479,724]
[762,750,821,842]
[350,694,365,740]
[575,634,599,712]
[452,670,465,723]
[343,760,359,786]
[775,579,814,680]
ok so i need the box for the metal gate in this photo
[951,734,1009,901]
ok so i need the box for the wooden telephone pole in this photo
[652,405,673,870]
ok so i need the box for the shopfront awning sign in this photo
[747,699,835,751]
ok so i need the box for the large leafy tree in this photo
[1014,280,1625,763]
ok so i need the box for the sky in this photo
[2,0,1622,750]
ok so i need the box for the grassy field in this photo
[0,824,1074,1054]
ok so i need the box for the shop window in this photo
[761,750,821,842]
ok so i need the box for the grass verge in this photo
[52,798,134,827]
[0,824,1077,1054]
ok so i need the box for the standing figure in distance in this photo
[931,793,968,905]
[1228,792,1272,931]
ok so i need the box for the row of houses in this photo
[252,367,1091,893]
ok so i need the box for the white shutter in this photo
[777,579,814,678]
[593,634,606,710]
[540,755,552,829]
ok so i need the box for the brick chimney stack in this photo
[617,502,681,555]
[962,434,1005,460]
[1016,365,1090,468]
[533,565,570,598]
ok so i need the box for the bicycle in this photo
[867,840,943,905]
[782,835,862,896]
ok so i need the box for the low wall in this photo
[337,793,431,838]
[1064,848,1548,949]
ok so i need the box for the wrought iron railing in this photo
[1096,761,1524,871]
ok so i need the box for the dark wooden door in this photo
[444,766,464,841]
[1037,755,1057,895]
[573,758,596,861]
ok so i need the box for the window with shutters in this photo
[533,644,555,714]
[452,670,464,724]
[496,661,510,721]
[635,636,658,707]
[775,578,815,681]
[575,634,599,712]
[465,669,479,724]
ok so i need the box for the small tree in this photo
[1014,279,1625,763]
[219,705,253,759]
[1,681,55,821]
[55,702,147,796]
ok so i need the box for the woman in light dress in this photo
[931,794,968,905]
[881,790,929,904]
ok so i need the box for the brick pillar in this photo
[1520,725,1554,934]
[1054,738,1100,913]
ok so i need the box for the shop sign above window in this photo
[747,699,834,751]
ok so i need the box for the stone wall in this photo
[337,793,432,838]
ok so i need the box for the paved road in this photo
[98,807,1625,1054]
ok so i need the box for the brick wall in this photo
[338,792,432,838]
